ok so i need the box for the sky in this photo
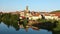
[0,0,60,12]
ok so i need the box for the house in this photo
[44,13,58,20]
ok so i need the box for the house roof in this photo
[31,12,41,16]
[50,12,60,18]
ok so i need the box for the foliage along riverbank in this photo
[0,13,20,31]
[32,19,60,34]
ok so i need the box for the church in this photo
[19,6,42,20]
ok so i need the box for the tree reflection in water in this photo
[0,13,20,31]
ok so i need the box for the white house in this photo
[44,14,58,20]
[29,15,42,20]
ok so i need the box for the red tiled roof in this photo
[44,13,50,16]
[31,12,40,16]
[50,12,60,18]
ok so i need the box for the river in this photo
[0,22,52,34]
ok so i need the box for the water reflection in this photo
[0,22,52,34]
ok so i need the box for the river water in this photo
[0,22,52,34]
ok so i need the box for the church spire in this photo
[26,6,28,10]
[25,6,29,12]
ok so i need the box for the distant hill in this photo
[49,10,60,18]
[50,10,60,14]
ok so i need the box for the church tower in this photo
[25,6,29,12]
[24,6,30,17]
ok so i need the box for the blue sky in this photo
[0,0,60,12]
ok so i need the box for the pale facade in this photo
[29,15,42,20]
[45,15,58,20]
[20,12,25,16]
